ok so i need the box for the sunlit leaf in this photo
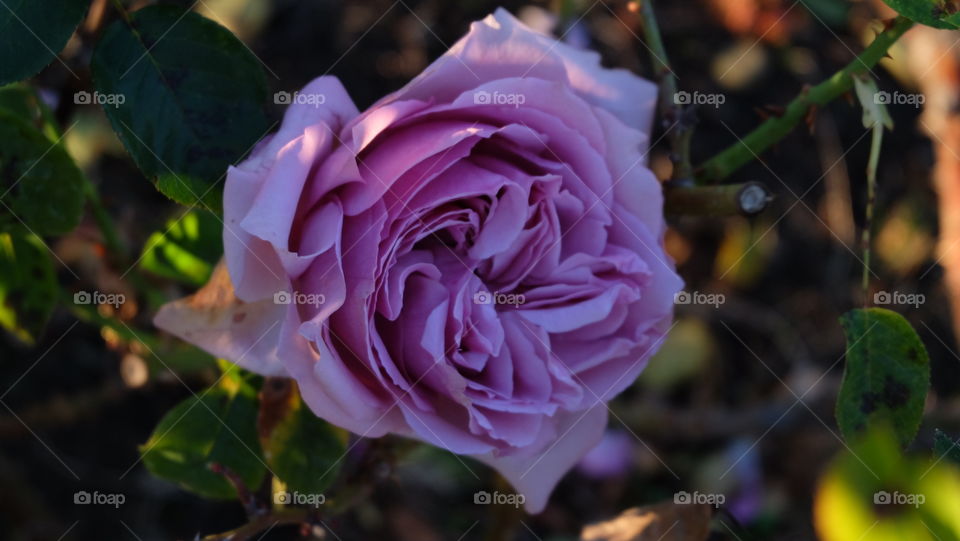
[0,0,90,85]
[815,427,960,541]
[91,5,269,212]
[836,308,929,448]
[0,231,56,344]
[140,209,222,286]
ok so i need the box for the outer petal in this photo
[224,76,360,302]
[476,405,608,513]
[153,262,288,377]
[377,8,657,133]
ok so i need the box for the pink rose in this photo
[155,8,681,512]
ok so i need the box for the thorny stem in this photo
[696,16,914,184]
[637,0,694,183]
[665,182,772,216]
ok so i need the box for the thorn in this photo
[881,17,898,31]
[805,104,819,134]
[753,104,785,120]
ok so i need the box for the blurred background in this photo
[3,0,960,539]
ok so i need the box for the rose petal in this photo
[153,262,287,376]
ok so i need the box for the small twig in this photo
[696,16,914,183]
[636,0,694,182]
[209,463,261,517]
[665,181,772,216]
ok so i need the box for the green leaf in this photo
[0,231,56,344]
[0,0,90,85]
[91,5,269,212]
[836,308,930,448]
[261,382,347,496]
[934,429,960,465]
[141,369,267,499]
[0,83,59,140]
[140,209,222,286]
[0,109,85,235]
[881,0,960,29]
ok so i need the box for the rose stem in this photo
[664,181,773,217]
[695,16,914,184]
[636,0,695,183]
[81,179,126,262]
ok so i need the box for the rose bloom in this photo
[156,8,681,512]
